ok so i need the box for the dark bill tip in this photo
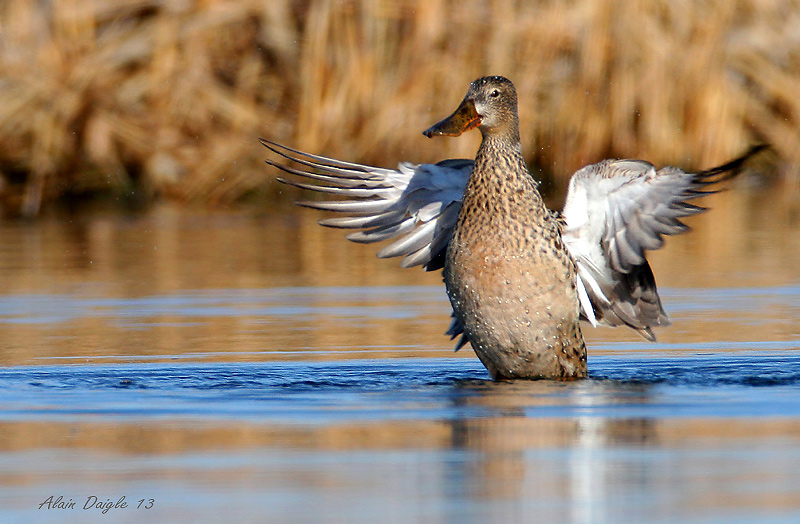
[422,99,481,139]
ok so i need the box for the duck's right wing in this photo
[261,139,471,272]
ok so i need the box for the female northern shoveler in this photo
[262,75,763,380]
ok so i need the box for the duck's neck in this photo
[465,131,544,210]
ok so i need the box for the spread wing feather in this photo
[260,138,471,272]
[561,145,765,339]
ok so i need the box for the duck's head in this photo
[423,76,519,139]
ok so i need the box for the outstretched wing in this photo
[261,139,472,271]
[561,145,765,340]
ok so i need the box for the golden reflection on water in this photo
[0,188,796,367]
[3,415,800,520]
[3,415,800,454]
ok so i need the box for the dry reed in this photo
[0,0,797,215]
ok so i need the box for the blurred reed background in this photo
[0,0,798,216]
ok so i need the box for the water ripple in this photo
[1,353,799,423]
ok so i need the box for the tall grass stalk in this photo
[0,0,797,215]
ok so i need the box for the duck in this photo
[262,75,764,380]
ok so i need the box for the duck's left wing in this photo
[261,139,471,272]
[561,145,764,339]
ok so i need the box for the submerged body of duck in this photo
[263,76,763,380]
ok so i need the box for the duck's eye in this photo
[489,89,500,98]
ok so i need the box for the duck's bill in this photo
[423,99,481,138]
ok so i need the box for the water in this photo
[0,198,798,523]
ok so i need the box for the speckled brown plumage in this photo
[436,77,586,379]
